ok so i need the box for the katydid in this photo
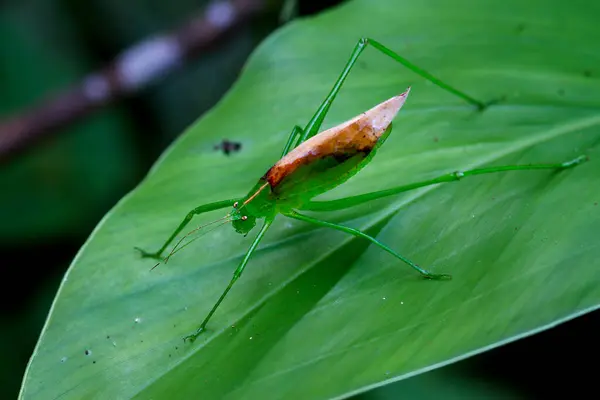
[136,38,587,342]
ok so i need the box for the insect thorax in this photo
[231,179,275,234]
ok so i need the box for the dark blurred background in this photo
[1,0,596,398]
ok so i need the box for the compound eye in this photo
[241,216,248,221]
[233,201,239,208]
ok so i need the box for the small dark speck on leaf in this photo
[594,202,597,206]
[175,346,179,350]
[169,354,172,357]
[516,23,526,33]
[433,137,439,143]
[514,227,519,231]
[584,70,592,78]
[214,139,242,156]
[85,350,91,356]
[106,335,110,339]
[93,361,96,364]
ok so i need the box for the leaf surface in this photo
[21,0,600,398]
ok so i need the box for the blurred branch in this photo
[0,0,268,163]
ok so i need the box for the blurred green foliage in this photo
[0,5,137,240]
[0,0,263,242]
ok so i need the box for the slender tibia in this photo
[284,210,450,280]
[281,125,304,157]
[135,198,238,259]
[368,39,486,111]
[301,155,588,212]
[184,217,274,342]
[296,37,485,147]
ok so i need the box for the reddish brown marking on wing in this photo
[265,88,411,188]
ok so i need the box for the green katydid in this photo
[136,38,587,342]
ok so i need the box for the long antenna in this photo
[165,219,233,260]
[151,214,232,271]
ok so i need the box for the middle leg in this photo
[283,210,450,280]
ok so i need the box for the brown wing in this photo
[265,88,410,189]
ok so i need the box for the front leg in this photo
[135,198,238,259]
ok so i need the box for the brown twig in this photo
[0,0,266,163]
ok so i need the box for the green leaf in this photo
[21,0,600,398]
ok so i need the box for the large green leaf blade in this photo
[21,0,600,399]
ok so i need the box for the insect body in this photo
[137,38,587,342]
[232,92,409,235]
